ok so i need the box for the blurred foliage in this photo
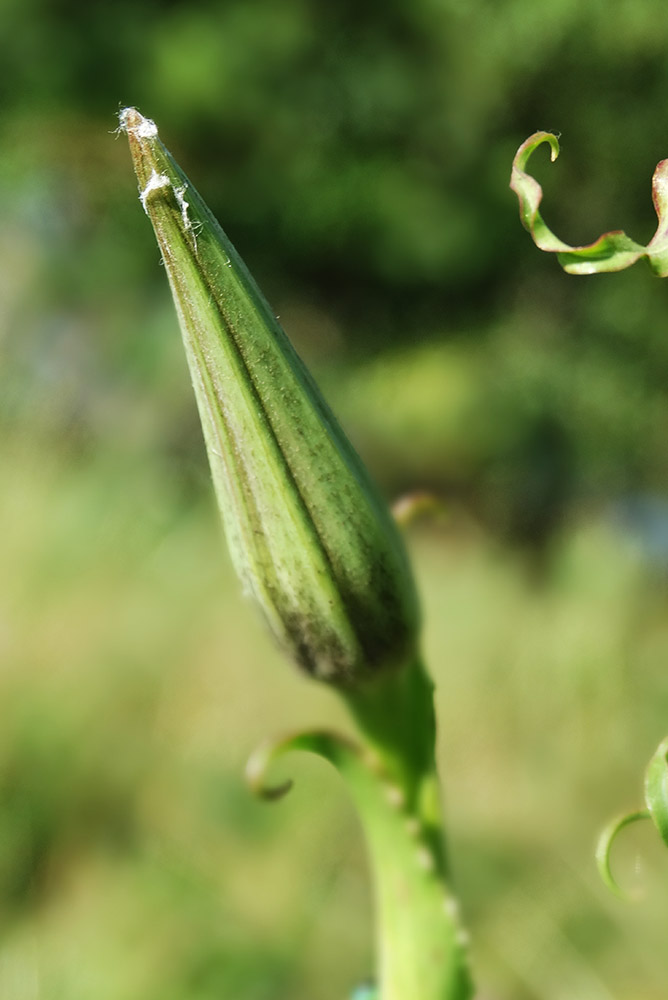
[4,0,668,547]
[3,0,668,997]
[3,439,668,999]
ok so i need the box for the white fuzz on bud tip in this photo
[119,107,158,139]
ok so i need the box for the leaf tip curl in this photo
[511,131,668,276]
[245,738,295,801]
[595,809,650,900]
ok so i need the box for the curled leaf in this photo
[595,809,650,899]
[596,736,668,898]
[245,728,358,801]
[511,132,668,276]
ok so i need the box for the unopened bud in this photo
[121,109,420,687]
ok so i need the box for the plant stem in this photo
[342,661,473,1000]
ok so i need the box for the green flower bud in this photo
[121,109,420,687]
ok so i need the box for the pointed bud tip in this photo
[120,108,165,196]
[119,107,159,140]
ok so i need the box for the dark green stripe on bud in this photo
[121,109,420,687]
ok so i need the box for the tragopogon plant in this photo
[511,131,668,895]
[121,108,472,1000]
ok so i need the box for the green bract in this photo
[121,108,420,688]
[511,131,668,276]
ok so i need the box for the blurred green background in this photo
[3,1,668,997]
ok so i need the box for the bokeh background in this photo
[3,1,668,997]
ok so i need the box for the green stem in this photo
[348,759,471,1000]
[248,720,472,1000]
[343,660,472,1000]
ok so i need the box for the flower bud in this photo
[121,109,420,687]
